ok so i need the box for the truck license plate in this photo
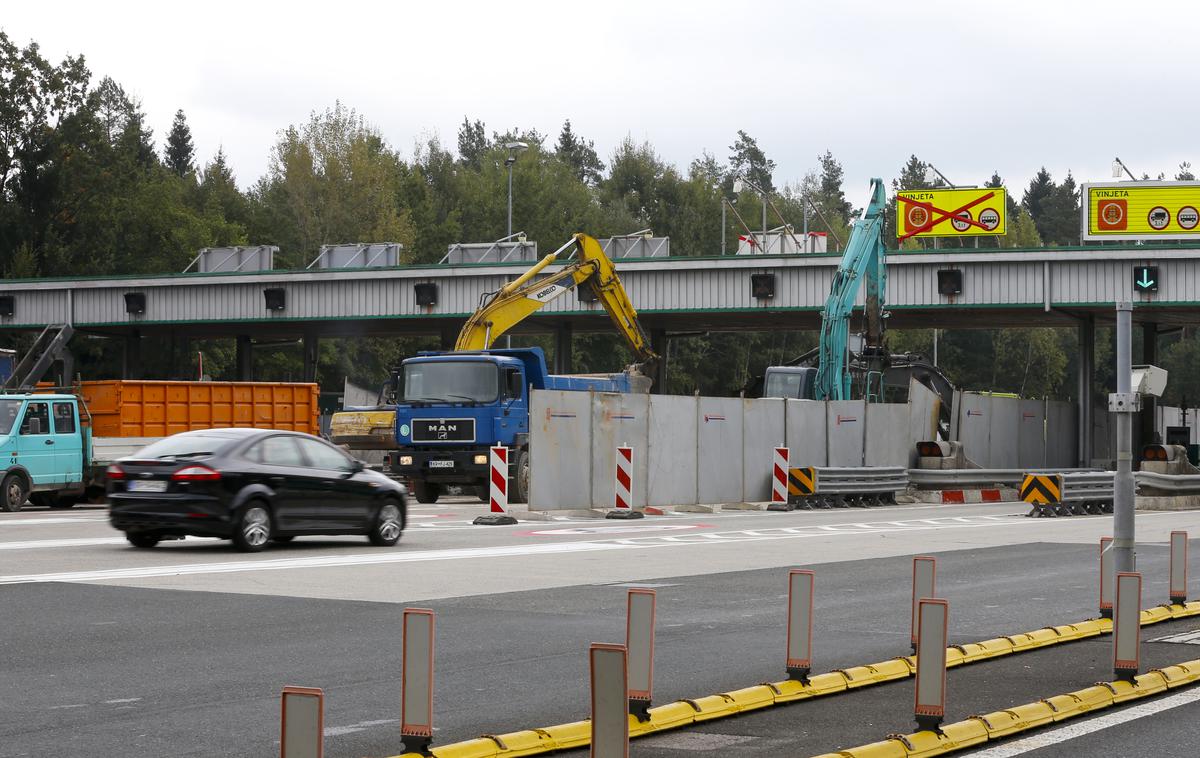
[127,480,168,493]
[428,460,454,469]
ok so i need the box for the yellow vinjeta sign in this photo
[1082,181,1200,241]
[896,187,1007,240]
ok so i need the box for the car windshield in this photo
[132,433,240,460]
[0,400,22,435]
[403,361,498,403]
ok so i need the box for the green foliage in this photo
[728,130,775,193]
[253,102,415,267]
[164,109,195,177]
[554,120,604,186]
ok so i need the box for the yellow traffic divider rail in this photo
[390,601,1200,758]
[812,658,1200,758]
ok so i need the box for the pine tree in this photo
[554,119,604,186]
[817,150,852,225]
[728,130,775,192]
[456,117,488,169]
[1022,168,1057,242]
[164,109,195,177]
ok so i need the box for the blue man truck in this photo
[330,233,658,504]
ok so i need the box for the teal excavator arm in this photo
[813,178,889,400]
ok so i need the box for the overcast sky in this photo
[4,1,1195,203]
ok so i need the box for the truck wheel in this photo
[510,449,530,504]
[2,474,28,512]
[413,480,441,504]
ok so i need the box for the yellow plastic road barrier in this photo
[390,601,1200,758]
[811,659,1200,758]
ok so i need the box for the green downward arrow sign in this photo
[1137,269,1156,288]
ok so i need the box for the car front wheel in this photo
[232,503,272,552]
[368,500,403,546]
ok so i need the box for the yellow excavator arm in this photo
[455,233,658,367]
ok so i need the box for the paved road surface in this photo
[1,499,1199,757]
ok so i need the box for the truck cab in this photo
[388,346,639,504]
[0,394,88,511]
[390,351,532,503]
[762,366,817,400]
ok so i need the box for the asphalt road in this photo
[1,499,1199,757]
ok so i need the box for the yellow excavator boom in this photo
[455,233,657,367]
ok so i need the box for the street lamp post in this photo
[505,141,528,238]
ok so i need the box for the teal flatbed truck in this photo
[0,393,150,511]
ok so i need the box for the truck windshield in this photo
[403,362,498,403]
[0,400,21,435]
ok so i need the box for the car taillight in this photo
[171,465,222,482]
[106,464,126,481]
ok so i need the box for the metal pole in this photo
[932,329,938,367]
[803,199,809,253]
[1114,301,1136,574]
[758,195,768,254]
[721,200,726,255]
[506,161,514,239]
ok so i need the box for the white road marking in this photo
[0,515,1025,585]
[962,687,1200,756]
[324,718,396,737]
[104,698,142,704]
[0,537,127,551]
[0,516,107,526]
[47,704,88,710]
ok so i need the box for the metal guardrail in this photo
[784,467,908,510]
[1135,471,1200,494]
[1028,470,1200,517]
[1060,471,1116,502]
[907,468,1100,490]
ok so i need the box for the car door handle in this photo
[322,481,335,489]
[269,476,285,486]
[44,439,54,445]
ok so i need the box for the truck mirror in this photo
[508,371,523,399]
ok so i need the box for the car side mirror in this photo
[350,459,365,473]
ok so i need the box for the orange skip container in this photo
[79,381,319,437]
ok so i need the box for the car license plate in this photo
[127,480,168,493]
[428,460,454,469]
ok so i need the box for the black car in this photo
[108,428,406,552]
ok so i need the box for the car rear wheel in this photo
[2,474,28,512]
[413,480,440,504]
[126,532,161,549]
[232,503,272,552]
[369,500,403,546]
